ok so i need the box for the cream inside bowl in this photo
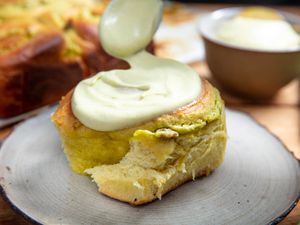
[198,7,300,53]
[196,7,300,99]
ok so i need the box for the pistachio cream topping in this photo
[72,0,201,131]
[217,16,300,51]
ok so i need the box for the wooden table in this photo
[0,3,299,225]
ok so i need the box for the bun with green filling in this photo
[52,79,227,205]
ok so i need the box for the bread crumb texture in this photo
[52,80,227,204]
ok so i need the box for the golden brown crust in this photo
[0,30,85,117]
[0,32,64,67]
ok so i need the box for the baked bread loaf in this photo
[52,79,227,205]
[0,0,153,117]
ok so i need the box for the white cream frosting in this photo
[71,0,201,131]
[217,17,300,51]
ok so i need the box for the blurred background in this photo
[173,0,299,5]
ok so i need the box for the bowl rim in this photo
[197,6,300,54]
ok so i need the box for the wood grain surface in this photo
[0,3,299,225]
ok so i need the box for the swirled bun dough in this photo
[52,79,227,205]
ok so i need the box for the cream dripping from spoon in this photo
[72,0,201,131]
